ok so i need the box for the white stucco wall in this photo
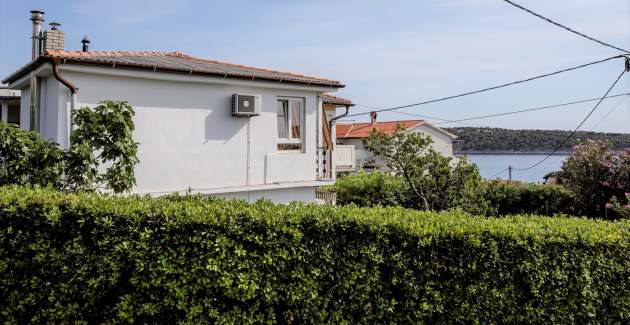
[409,124,454,157]
[13,64,338,202]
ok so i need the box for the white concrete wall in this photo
[19,88,30,130]
[52,68,322,195]
[409,124,454,157]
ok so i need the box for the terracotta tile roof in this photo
[336,120,425,138]
[322,93,353,106]
[2,50,344,88]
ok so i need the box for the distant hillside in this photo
[445,127,630,154]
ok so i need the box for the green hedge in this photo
[483,181,577,216]
[1,186,630,323]
[326,171,408,207]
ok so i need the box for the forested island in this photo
[445,127,630,154]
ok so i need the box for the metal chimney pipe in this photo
[29,10,44,131]
[30,10,45,59]
[81,35,91,52]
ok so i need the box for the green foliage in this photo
[0,123,65,187]
[362,127,487,213]
[66,100,139,193]
[558,140,630,219]
[483,181,576,216]
[610,193,630,219]
[325,171,407,207]
[0,101,139,193]
[1,186,630,323]
[447,127,630,153]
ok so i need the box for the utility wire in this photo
[589,97,628,131]
[488,167,509,179]
[425,93,630,125]
[346,55,624,118]
[390,110,487,127]
[502,0,630,54]
[389,93,630,125]
[514,69,627,171]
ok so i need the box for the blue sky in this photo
[1,0,629,132]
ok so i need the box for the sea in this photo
[459,154,567,183]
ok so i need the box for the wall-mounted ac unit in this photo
[231,93,261,117]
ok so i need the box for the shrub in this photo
[558,140,630,219]
[1,186,630,323]
[0,101,139,193]
[0,123,65,187]
[483,181,576,216]
[325,171,407,207]
[361,127,488,214]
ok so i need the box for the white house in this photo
[2,11,352,203]
[336,119,457,170]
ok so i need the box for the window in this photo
[277,98,304,150]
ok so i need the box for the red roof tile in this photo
[3,50,345,88]
[336,120,425,138]
[322,93,353,106]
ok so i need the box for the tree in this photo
[558,140,630,219]
[0,100,139,193]
[363,126,486,213]
[0,123,65,187]
[65,100,139,193]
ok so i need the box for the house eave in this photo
[3,56,345,89]
[55,64,341,92]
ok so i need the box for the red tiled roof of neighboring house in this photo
[322,93,354,106]
[2,50,345,88]
[336,120,425,138]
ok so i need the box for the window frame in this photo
[276,97,305,151]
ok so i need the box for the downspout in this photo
[246,116,251,186]
[328,105,349,151]
[51,59,77,148]
[326,105,350,179]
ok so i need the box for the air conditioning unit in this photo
[231,93,261,117]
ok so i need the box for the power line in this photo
[346,55,624,118]
[390,110,488,127]
[428,93,630,125]
[589,97,628,131]
[502,0,630,54]
[385,93,630,126]
[514,69,627,171]
[488,167,509,179]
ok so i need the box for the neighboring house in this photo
[321,94,356,173]
[0,87,20,124]
[2,11,350,203]
[336,119,457,170]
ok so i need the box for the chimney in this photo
[43,22,65,52]
[30,10,45,59]
[81,35,90,52]
[370,111,377,125]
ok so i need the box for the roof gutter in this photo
[328,105,350,150]
[3,56,345,88]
